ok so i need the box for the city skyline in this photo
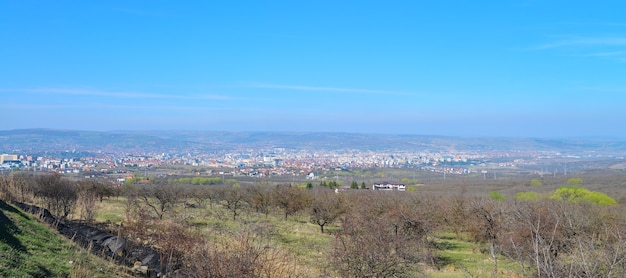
[2,1,626,138]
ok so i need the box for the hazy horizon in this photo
[2,1,625,138]
[3,128,626,141]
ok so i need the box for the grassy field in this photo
[429,233,522,278]
[0,200,131,278]
[92,195,522,277]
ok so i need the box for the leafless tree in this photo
[0,173,36,203]
[121,184,139,223]
[90,179,116,202]
[439,192,469,240]
[139,181,182,220]
[76,180,99,222]
[309,188,347,233]
[331,192,424,277]
[33,173,78,219]
[243,185,273,218]
[189,185,217,208]
[181,230,302,278]
[273,185,311,220]
[220,186,246,221]
[467,198,506,277]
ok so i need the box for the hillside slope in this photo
[0,199,129,277]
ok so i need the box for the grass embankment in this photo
[0,200,130,278]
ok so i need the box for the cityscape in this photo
[2,130,624,184]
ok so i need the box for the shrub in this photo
[488,191,505,201]
[550,186,616,205]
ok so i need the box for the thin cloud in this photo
[0,104,79,109]
[88,103,255,111]
[247,83,412,96]
[574,86,626,94]
[583,51,624,57]
[0,102,256,111]
[535,37,626,50]
[1,88,235,101]
[112,8,173,18]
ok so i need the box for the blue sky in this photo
[1,1,626,138]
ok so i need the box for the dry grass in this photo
[96,194,523,277]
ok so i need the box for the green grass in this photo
[429,233,522,278]
[0,200,131,278]
[93,197,126,223]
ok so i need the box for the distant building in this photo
[0,154,18,164]
[372,181,406,191]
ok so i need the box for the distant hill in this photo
[1,129,625,155]
[0,129,202,156]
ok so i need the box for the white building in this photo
[372,181,406,191]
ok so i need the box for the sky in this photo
[1,1,626,138]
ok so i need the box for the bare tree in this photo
[181,230,302,278]
[273,185,311,220]
[468,198,506,277]
[0,173,36,203]
[0,175,8,200]
[309,188,347,233]
[440,192,469,240]
[139,182,182,220]
[189,185,215,208]
[121,184,139,223]
[221,186,245,221]
[76,180,99,222]
[33,174,78,219]
[331,192,424,277]
[243,185,273,217]
[90,179,116,202]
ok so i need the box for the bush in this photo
[550,186,616,205]
[515,191,539,202]
[488,191,505,201]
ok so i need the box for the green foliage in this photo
[406,187,417,192]
[585,191,618,205]
[515,191,539,202]
[550,186,616,205]
[567,177,583,185]
[168,176,222,185]
[124,177,139,185]
[361,182,366,189]
[225,179,238,185]
[488,191,505,201]
[400,178,418,185]
[350,181,358,189]
[125,175,149,185]
[319,180,341,188]
[188,167,203,173]
[529,178,542,187]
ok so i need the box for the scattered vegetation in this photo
[2,171,626,277]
